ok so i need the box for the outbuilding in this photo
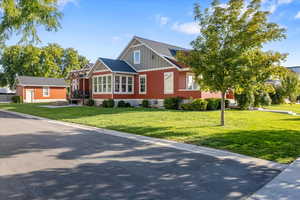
[16,76,67,103]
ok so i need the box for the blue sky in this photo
[10,0,300,67]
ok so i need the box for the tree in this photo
[0,0,61,45]
[0,44,89,87]
[281,70,300,103]
[177,0,286,126]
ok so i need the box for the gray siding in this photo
[121,44,172,71]
[93,61,109,71]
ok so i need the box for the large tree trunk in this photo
[220,92,226,126]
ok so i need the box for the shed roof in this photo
[17,76,67,87]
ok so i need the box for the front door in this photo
[25,90,34,103]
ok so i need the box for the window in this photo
[139,75,147,94]
[43,87,50,97]
[93,75,112,94]
[133,50,141,64]
[164,72,174,94]
[114,75,134,94]
[186,74,199,90]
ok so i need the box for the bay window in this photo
[93,75,112,94]
[186,73,199,90]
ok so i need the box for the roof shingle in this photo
[17,76,67,87]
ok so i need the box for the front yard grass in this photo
[1,103,300,164]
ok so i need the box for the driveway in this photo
[0,111,280,200]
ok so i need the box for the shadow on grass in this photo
[0,127,280,200]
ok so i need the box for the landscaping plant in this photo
[164,97,182,110]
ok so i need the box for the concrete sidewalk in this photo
[249,158,300,200]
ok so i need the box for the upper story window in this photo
[186,73,199,90]
[43,87,50,97]
[139,75,147,94]
[93,75,112,94]
[133,50,141,64]
[114,75,134,94]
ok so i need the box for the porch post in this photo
[82,78,85,104]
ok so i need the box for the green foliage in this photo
[269,86,285,104]
[11,96,23,104]
[117,101,126,108]
[206,98,220,110]
[86,99,95,107]
[177,0,286,125]
[142,99,150,108]
[235,91,255,110]
[125,102,131,108]
[254,91,272,107]
[281,71,300,103]
[182,99,208,111]
[0,0,61,45]
[0,44,88,87]
[164,97,182,110]
[102,99,115,108]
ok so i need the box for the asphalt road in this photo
[0,111,280,200]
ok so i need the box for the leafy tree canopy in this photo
[0,0,61,45]
[177,0,287,126]
[0,44,89,87]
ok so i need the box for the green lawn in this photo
[1,103,300,164]
[266,104,300,114]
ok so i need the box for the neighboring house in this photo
[16,76,67,103]
[0,87,15,94]
[69,36,225,106]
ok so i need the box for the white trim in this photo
[164,72,174,94]
[42,87,50,97]
[178,89,200,92]
[137,66,176,72]
[133,50,141,64]
[130,44,144,48]
[113,71,137,75]
[114,74,134,94]
[93,70,110,73]
[139,75,147,94]
[92,74,113,94]
[32,99,67,103]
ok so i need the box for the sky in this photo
[9,0,300,67]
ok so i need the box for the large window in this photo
[114,75,134,94]
[139,75,147,94]
[93,75,112,94]
[186,73,199,90]
[43,87,50,97]
[164,72,174,94]
[133,50,141,64]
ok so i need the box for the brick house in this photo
[69,36,227,106]
[16,76,67,103]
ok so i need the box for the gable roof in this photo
[99,58,137,74]
[17,76,67,87]
[134,36,189,59]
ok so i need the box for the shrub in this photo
[164,97,182,110]
[102,99,115,108]
[86,99,94,106]
[254,91,272,107]
[117,100,126,108]
[142,99,150,108]
[235,91,255,110]
[125,102,131,107]
[225,99,230,108]
[269,86,285,105]
[12,96,23,104]
[181,99,208,111]
[191,99,208,111]
[206,98,220,110]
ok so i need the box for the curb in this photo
[0,109,287,171]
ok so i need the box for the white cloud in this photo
[155,15,170,26]
[112,36,122,42]
[57,0,79,7]
[295,11,300,19]
[172,22,200,35]
[278,0,294,5]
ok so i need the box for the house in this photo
[69,36,224,106]
[16,76,67,103]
